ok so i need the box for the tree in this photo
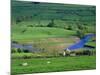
[67,25,73,30]
[16,17,22,24]
[76,23,86,38]
[17,48,22,53]
[77,23,84,30]
[11,48,17,53]
[47,19,55,27]
[76,29,85,38]
[23,49,29,53]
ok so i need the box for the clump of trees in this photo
[11,48,29,53]
[76,23,87,38]
[15,15,33,24]
[11,48,23,53]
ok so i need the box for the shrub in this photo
[23,49,30,53]
[83,50,91,56]
[76,29,85,38]
[77,23,84,30]
[17,48,22,53]
[11,48,17,53]
[12,41,18,44]
[75,50,94,56]
[67,25,73,30]
[23,55,32,59]
[75,50,83,56]
[47,19,55,27]
[16,18,22,24]
[59,53,64,56]
[27,25,33,27]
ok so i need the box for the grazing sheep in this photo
[21,62,28,66]
[47,61,51,64]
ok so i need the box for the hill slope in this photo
[11,0,96,28]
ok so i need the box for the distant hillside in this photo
[11,0,96,27]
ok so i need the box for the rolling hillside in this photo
[11,0,96,28]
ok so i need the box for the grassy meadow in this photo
[12,56,96,74]
[12,26,76,41]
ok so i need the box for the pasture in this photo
[11,55,96,74]
[12,26,76,41]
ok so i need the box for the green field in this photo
[11,56,96,74]
[12,26,76,41]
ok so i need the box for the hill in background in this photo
[11,0,96,29]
